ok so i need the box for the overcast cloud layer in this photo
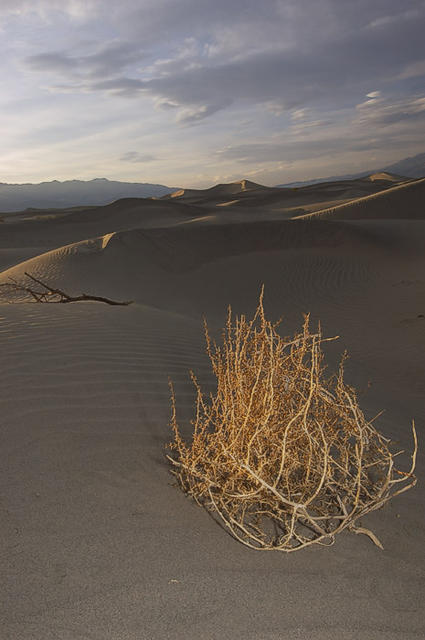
[1,0,425,186]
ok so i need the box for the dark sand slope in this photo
[1,181,424,639]
[299,177,425,220]
[0,198,203,275]
[164,174,410,217]
[164,178,269,202]
[0,198,202,251]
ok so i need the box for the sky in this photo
[1,0,425,188]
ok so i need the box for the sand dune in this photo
[299,177,425,220]
[164,174,411,219]
[1,175,424,639]
[367,171,407,182]
[0,198,203,279]
[0,216,399,313]
[166,178,267,200]
[0,197,201,247]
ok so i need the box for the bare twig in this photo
[0,272,133,306]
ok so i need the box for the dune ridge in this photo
[298,177,425,220]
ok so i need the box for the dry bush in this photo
[167,289,417,551]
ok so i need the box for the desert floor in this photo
[1,176,424,639]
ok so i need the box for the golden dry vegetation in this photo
[167,289,417,551]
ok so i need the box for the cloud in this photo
[147,38,202,77]
[155,99,180,110]
[217,93,425,165]
[355,95,425,127]
[20,0,425,127]
[3,0,425,186]
[291,109,310,122]
[366,7,423,30]
[216,133,411,167]
[88,77,146,97]
[120,151,158,163]
[25,41,145,80]
[399,59,425,79]
[0,0,100,21]
[26,51,76,73]
[216,138,354,164]
[144,14,424,120]
[176,102,230,124]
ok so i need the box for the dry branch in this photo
[167,287,417,552]
[0,272,133,306]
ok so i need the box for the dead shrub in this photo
[167,288,417,551]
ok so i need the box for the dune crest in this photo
[367,171,408,182]
[298,177,425,220]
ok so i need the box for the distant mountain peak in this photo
[275,151,425,188]
[0,178,175,212]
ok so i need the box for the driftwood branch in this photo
[0,272,133,306]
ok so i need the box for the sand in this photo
[1,176,424,639]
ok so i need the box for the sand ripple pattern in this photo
[0,303,210,445]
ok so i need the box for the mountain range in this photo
[1,151,424,212]
[276,151,425,187]
[0,178,175,212]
